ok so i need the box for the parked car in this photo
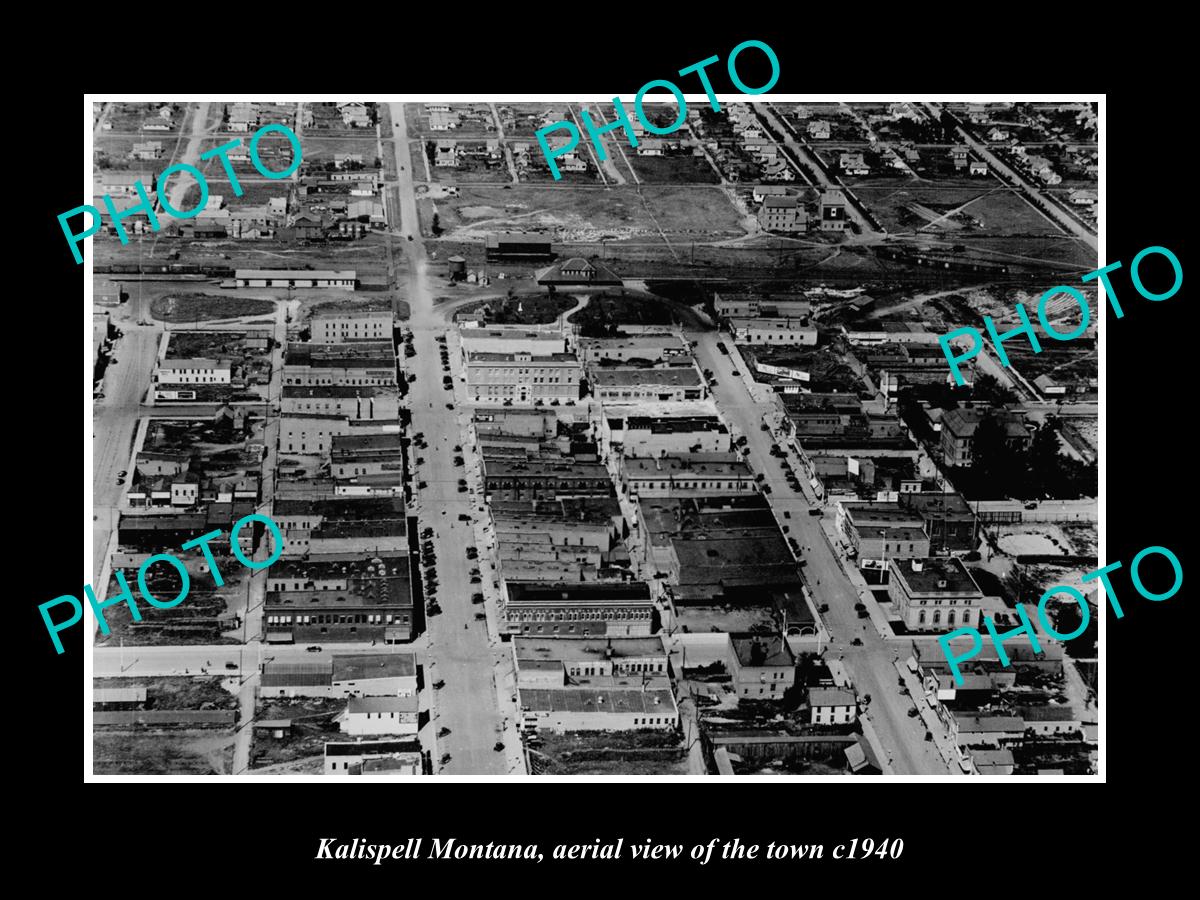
[493,741,504,752]
[225,662,238,670]
[306,646,322,653]
[907,707,920,718]
[117,470,128,478]
[475,612,486,620]
[854,602,866,611]
[116,477,125,485]
[458,513,472,522]
[438,727,451,737]
[472,593,485,604]
[808,508,822,516]
[716,342,729,354]
[851,637,863,646]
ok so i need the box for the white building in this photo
[154,358,232,384]
[336,696,419,736]
[310,310,393,342]
[809,688,857,724]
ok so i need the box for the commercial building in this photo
[234,269,356,289]
[590,367,704,403]
[324,739,421,775]
[713,293,812,320]
[728,317,817,346]
[576,334,690,365]
[310,309,393,343]
[513,636,670,687]
[259,652,417,698]
[808,688,857,724]
[464,351,582,403]
[887,557,983,632]
[619,453,756,499]
[618,415,731,456]
[839,502,930,570]
[819,189,847,232]
[281,414,352,455]
[473,407,558,439]
[518,684,678,733]
[154,358,232,385]
[501,582,655,638]
[728,633,796,701]
[460,329,565,358]
[281,385,400,421]
[331,433,403,479]
[283,341,396,387]
[336,696,420,736]
[264,567,414,644]
[482,456,612,502]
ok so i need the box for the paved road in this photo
[390,103,507,775]
[685,329,952,775]
[93,641,417,677]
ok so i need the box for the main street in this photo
[685,329,953,775]
[389,103,507,775]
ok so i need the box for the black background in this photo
[22,20,1189,887]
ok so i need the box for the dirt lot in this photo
[94,731,234,775]
[625,153,720,184]
[150,292,276,323]
[433,184,744,243]
[250,698,346,769]
[528,729,687,775]
[855,185,1063,238]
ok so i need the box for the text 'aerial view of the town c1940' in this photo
[90,99,1098,778]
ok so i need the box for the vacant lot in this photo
[856,185,1061,237]
[529,729,686,775]
[435,184,743,243]
[250,698,346,769]
[93,731,234,775]
[295,136,381,168]
[626,153,720,184]
[150,292,276,323]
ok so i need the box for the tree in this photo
[970,412,1014,492]
[1028,421,1063,496]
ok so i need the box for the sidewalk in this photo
[893,658,967,776]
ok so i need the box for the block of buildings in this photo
[501,582,655,638]
[324,739,421,775]
[590,367,704,403]
[281,386,400,421]
[617,415,731,456]
[517,685,678,733]
[758,195,807,232]
[153,358,232,385]
[728,317,817,346]
[728,633,796,701]
[459,329,566,358]
[283,341,396,387]
[619,453,756,499]
[513,636,669,687]
[940,407,1031,468]
[576,334,690,365]
[259,651,417,698]
[234,269,356,289]
[331,433,403,479]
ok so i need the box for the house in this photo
[969,160,988,177]
[338,102,372,128]
[752,185,788,204]
[130,141,163,161]
[434,141,459,167]
[950,145,970,169]
[637,139,665,157]
[808,688,857,724]
[153,358,232,385]
[808,120,831,139]
[987,127,1009,141]
[840,152,870,176]
[228,102,257,131]
[887,557,984,632]
[728,633,795,701]
[971,748,1015,776]
[1018,705,1082,737]
[1069,189,1097,206]
[336,695,419,736]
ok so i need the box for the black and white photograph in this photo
[80,94,1108,780]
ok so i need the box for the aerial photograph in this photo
[88,98,1099,778]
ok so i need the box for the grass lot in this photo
[149,292,276,322]
[454,292,576,325]
[568,289,708,333]
[250,698,346,769]
[625,153,720,184]
[294,136,382,168]
[95,676,239,710]
[855,185,1062,237]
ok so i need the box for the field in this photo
[528,729,687,775]
[150,292,276,323]
[855,185,1062,237]
[433,184,744,243]
[625,153,720,184]
[295,136,382,169]
[250,698,346,769]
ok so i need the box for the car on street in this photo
[225,662,238,670]
[116,477,125,485]
[808,508,822,516]
[433,680,445,689]
[716,342,728,354]
[458,513,472,522]
[474,612,486,620]
[730,369,740,377]
[851,637,863,646]
[306,646,322,653]
[471,593,484,604]
[493,742,504,752]
[117,470,127,478]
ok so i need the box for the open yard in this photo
[528,729,687,775]
[95,675,239,709]
[250,698,346,769]
[150,292,276,323]
[856,185,1063,238]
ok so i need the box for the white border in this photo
[84,92,1104,783]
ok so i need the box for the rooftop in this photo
[730,633,795,668]
[890,557,982,596]
[808,688,856,707]
[513,636,666,663]
[592,368,701,387]
[332,653,417,681]
[347,695,419,714]
[519,687,676,715]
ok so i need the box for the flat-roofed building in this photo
[757,195,807,232]
[888,557,983,632]
[728,317,817,346]
[513,635,669,687]
[283,341,396,387]
[154,358,232,384]
[941,407,1031,468]
[324,739,422,775]
[472,407,558,439]
[620,453,755,499]
[281,385,400,421]
[264,568,413,644]
[281,413,351,455]
[728,633,796,701]
[620,415,731,456]
[576,334,690,365]
[502,582,654,638]
[465,350,581,403]
[485,232,554,261]
[518,684,678,733]
[482,456,612,503]
[460,329,565,358]
[336,695,420,736]
[310,309,392,342]
[591,367,704,402]
[235,269,356,289]
[331,432,403,479]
